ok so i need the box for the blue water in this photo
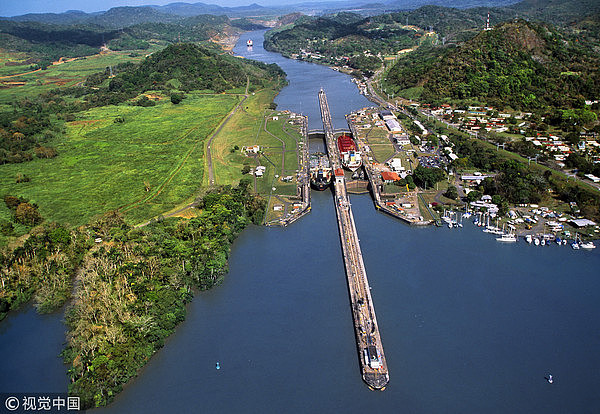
[1,30,600,413]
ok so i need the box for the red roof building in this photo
[381,171,400,182]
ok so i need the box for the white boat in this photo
[247,39,253,47]
[541,239,546,246]
[580,241,596,249]
[547,374,553,384]
[534,238,540,246]
[571,241,580,250]
[525,234,532,244]
[497,233,517,242]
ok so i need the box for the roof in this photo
[381,171,400,181]
[570,218,596,227]
[334,168,344,176]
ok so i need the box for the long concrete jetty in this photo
[319,89,389,390]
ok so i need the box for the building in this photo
[381,171,400,183]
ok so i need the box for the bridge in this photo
[318,89,390,390]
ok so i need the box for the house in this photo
[244,145,261,154]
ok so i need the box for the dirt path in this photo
[206,76,249,186]
[0,68,41,79]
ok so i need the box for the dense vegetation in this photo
[0,221,89,320]
[62,184,264,408]
[264,12,421,75]
[385,19,600,111]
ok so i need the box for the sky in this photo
[0,0,311,17]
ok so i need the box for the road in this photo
[206,77,249,186]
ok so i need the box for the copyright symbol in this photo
[4,396,19,411]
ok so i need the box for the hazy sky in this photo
[0,0,305,17]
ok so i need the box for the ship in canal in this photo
[309,152,332,190]
[337,134,362,171]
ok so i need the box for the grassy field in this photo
[0,49,153,104]
[207,85,303,199]
[0,92,237,227]
[363,127,397,163]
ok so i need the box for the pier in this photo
[319,89,390,390]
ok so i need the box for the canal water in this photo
[2,30,600,413]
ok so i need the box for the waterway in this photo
[1,30,600,413]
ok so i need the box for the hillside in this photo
[0,14,242,63]
[264,12,422,76]
[0,43,285,166]
[384,19,600,110]
[101,43,285,94]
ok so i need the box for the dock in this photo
[265,114,311,227]
[319,89,390,390]
[346,114,433,226]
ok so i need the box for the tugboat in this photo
[337,134,362,171]
[246,39,253,47]
[309,152,332,190]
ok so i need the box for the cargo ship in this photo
[337,134,362,171]
[309,152,332,190]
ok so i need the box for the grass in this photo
[0,50,151,104]
[208,90,303,197]
[0,92,237,226]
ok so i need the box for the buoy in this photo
[216,362,220,370]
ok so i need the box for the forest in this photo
[385,19,600,111]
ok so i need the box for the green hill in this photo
[385,19,600,110]
[264,12,421,75]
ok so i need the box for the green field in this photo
[0,50,153,104]
[0,92,237,227]
[208,87,303,197]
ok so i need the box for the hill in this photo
[384,19,600,110]
[0,14,245,63]
[264,12,422,75]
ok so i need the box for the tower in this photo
[484,12,491,31]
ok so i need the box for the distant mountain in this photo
[507,0,600,24]
[7,10,91,25]
[385,19,600,110]
[89,6,184,28]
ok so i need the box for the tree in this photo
[444,185,458,200]
[15,203,42,226]
[170,93,184,104]
[412,166,446,189]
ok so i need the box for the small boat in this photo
[546,374,553,384]
[580,241,596,249]
[571,241,580,250]
[555,236,562,245]
[497,233,517,242]
[541,239,546,246]
[246,39,253,47]
[534,238,540,246]
[525,234,532,244]
[216,362,220,370]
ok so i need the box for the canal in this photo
[1,30,600,414]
